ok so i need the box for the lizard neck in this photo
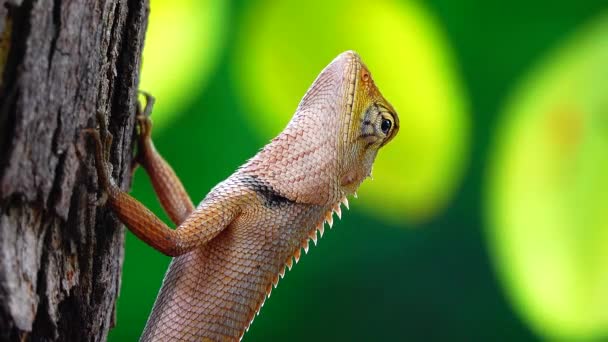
[240,51,361,207]
[240,107,342,206]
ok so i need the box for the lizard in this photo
[87,50,399,341]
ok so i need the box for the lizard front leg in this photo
[86,114,241,257]
[133,93,194,225]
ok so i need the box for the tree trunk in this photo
[0,0,148,340]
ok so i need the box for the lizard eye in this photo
[381,118,392,134]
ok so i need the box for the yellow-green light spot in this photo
[140,0,226,129]
[233,0,469,224]
[486,14,608,340]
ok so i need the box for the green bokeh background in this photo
[108,0,608,341]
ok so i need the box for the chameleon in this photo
[88,50,399,341]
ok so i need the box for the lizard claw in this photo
[96,190,109,207]
[94,110,113,162]
[81,113,116,200]
[138,90,156,118]
[136,91,155,138]
[132,91,156,173]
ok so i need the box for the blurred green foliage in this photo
[108,0,608,341]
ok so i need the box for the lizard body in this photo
[90,51,399,341]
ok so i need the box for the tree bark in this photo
[0,0,148,340]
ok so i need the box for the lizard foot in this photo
[81,111,117,206]
[131,92,156,175]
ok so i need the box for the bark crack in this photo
[0,0,32,181]
[47,0,61,75]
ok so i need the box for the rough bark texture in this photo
[0,0,148,340]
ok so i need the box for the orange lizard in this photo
[88,51,399,341]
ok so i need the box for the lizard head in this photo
[243,51,398,205]
[333,51,399,196]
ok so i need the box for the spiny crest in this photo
[341,197,349,209]
[325,211,333,227]
[284,194,353,282]
[248,195,355,340]
[333,203,342,219]
[308,230,318,245]
[285,256,293,270]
